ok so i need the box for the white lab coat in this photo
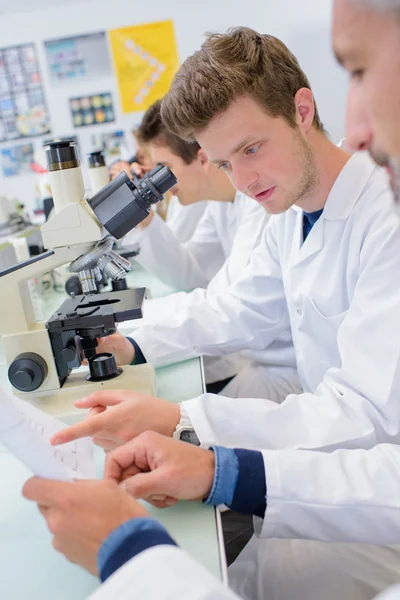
[378,587,400,600]
[123,194,209,244]
[133,191,266,292]
[164,196,211,243]
[127,192,275,384]
[226,444,400,600]
[89,546,238,600]
[119,197,209,291]
[133,151,400,450]
[87,544,400,600]
[131,152,400,598]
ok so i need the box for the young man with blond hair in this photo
[22,24,400,600]
[103,98,272,393]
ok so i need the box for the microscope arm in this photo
[0,243,94,336]
[0,243,104,395]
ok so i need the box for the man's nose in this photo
[231,164,259,195]
[345,83,374,152]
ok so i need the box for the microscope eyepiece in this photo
[87,165,177,239]
[87,150,106,169]
[146,164,176,195]
[45,140,80,172]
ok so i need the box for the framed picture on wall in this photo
[69,92,115,128]
[109,20,179,113]
[90,130,126,160]
[44,32,111,84]
[1,142,34,177]
[0,43,51,141]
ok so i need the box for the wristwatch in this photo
[172,424,200,446]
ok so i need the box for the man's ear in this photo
[197,148,209,165]
[294,88,315,133]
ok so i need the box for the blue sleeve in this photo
[98,517,177,582]
[230,449,267,518]
[204,447,267,519]
[204,446,239,506]
[126,337,147,365]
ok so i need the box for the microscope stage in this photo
[46,288,146,334]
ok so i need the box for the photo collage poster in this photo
[0,43,51,142]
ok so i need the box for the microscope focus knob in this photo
[61,346,77,363]
[8,353,48,392]
[87,352,122,382]
[14,367,34,389]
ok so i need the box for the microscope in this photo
[64,149,141,297]
[0,140,176,414]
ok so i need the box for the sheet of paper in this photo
[0,386,95,481]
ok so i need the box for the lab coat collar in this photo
[289,152,376,266]
[319,151,377,221]
[290,151,377,221]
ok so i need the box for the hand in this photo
[51,390,181,451]
[130,162,152,178]
[22,478,149,576]
[96,332,135,366]
[105,431,215,508]
[109,160,132,181]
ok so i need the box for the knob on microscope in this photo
[8,353,48,392]
[87,353,122,382]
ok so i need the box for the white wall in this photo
[0,0,347,213]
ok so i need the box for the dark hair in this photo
[161,27,325,141]
[136,99,200,164]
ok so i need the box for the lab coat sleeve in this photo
[134,210,225,291]
[183,204,400,451]
[165,197,209,242]
[133,218,290,367]
[374,586,400,600]
[205,197,269,297]
[89,545,238,600]
[127,196,268,332]
[257,444,400,545]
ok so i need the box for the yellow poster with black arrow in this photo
[109,20,179,113]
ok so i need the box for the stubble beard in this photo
[284,134,320,212]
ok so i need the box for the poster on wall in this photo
[0,43,51,141]
[44,32,111,84]
[90,130,126,160]
[1,142,34,177]
[109,20,179,113]
[70,92,115,128]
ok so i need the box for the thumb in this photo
[122,469,170,501]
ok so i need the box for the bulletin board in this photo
[1,142,34,177]
[109,20,179,113]
[90,130,126,160]
[0,43,50,141]
[44,32,111,84]
[69,92,115,128]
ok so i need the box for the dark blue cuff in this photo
[126,337,147,365]
[98,517,177,582]
[204,446,239,507]
[230,450,266,518]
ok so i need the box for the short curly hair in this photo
[161,27,325,142]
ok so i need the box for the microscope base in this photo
[14,363,156,420]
